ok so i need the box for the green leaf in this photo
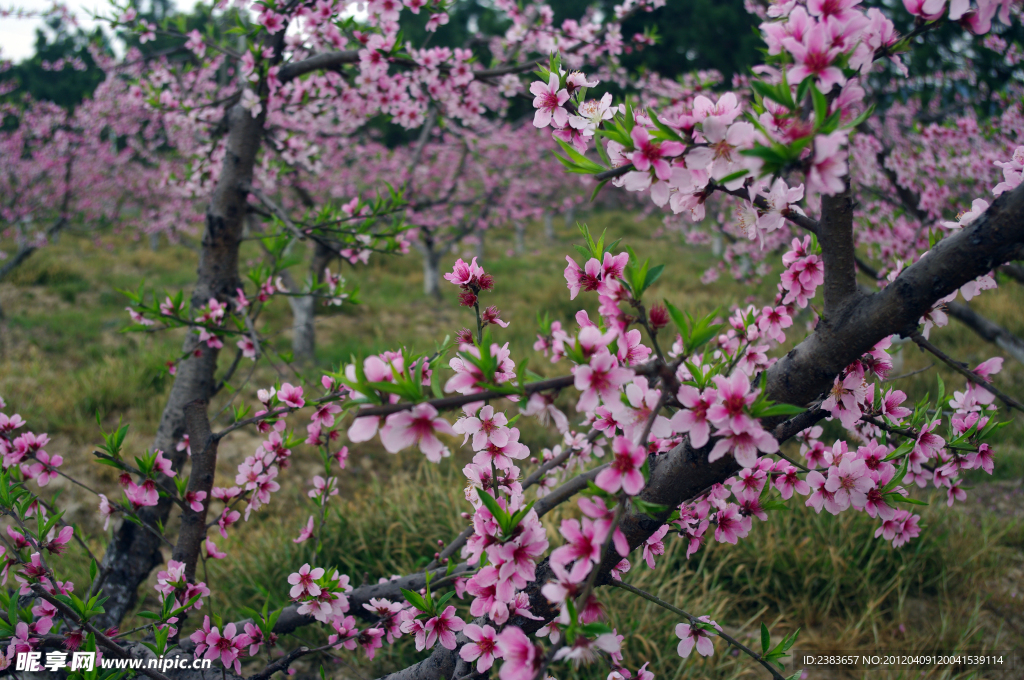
[400,588,430,614]
[755,403,807,418]
[555,140,606,173]
[716,169,750,186]
[579,622,614,637]
[435,590,456,611]
[842,102,876,130]
[475,490,508,531]
[761,623,770,654]
[642,264,665,292]
[811,84,828,128]
[632,498,668,519]
[888,494,929,506]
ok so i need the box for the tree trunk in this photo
[514,221,525,255]
[95,100,267,628]
[564,204,574,228]
[423,245,442,300]
[543,212,555,240]
[288,293,316,362]
[475,229,485,261]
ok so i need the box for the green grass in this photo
[2,211,1024,680]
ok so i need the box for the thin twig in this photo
[608,580,785,680]
[911,333,1024,412]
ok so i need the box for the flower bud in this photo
[649,304,670,330]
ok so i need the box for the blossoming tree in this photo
[1,1,1024,680]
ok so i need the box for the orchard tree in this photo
[0,3,1023,680]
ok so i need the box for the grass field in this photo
[0,211,1022,679]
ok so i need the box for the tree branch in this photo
[171,400,218,583]
[278,50,360,82]
[945,299,1024,366]
[910,332,1024,412]
[818,180,861,316]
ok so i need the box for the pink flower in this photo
[311,402,342,427]
[425,605,465,650]
[550,517,608,581]
[642,524,670,568]
[237,337,257,359]
[821,370,865,429]
[670,385,718,447]
[278,383,305,409]
[807,131,849,196]
[201,621,250,674]
[805,470,843,515]
[713,504,751,544]
[496,626,541,680]
[379,403,455,462]
[204,539,227,559]
[460,623,499,672]
[98,494,114,530]
[444,257,486,287]
[564,256,602,299]
[782,22,846,91]
[288,564,325,599]
[125,479,159,508]
[530,74,570,129]
[706,373,757,433]
[43,525,73,555]
[454,405,509,449]
[772,461,810,499]
[184,490,207,512]
[903,0,946,19]
[880,389,911,421]
[595,436,646,495]
[676,616,720,657]
[260,10,285,33]
[294,515,315,543]
[630,126,685,181]
[359,628,385,659]
[23,451,63,486]
[693,92,742,126]
[574,353,634,413]
[825,458,872,510]
[708,424,778,469]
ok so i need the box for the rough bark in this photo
[818,182,861,317]
[171,400,218,582]
[96,100,267,628]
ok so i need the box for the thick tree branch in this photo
[818,181,861,316]
[278,50,360,82]
[999,262,1024,284]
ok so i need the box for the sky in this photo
[0,0,200,62]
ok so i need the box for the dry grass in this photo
[1,212,1023,679]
